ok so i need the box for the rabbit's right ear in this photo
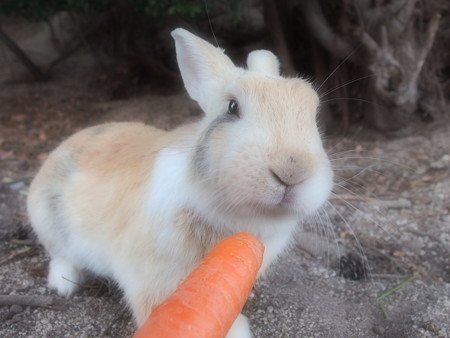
[247,50,280,77]
[171,29,235,112]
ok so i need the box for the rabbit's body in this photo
[28,120,298,325]
[28,29,333,337]
[28,122,201,320]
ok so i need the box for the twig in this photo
[330,194,378,202]
[370,273,408,280]
[0,246,36,265]
[0,294,62,309]
[9,238,35,246]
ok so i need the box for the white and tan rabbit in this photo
[27,28,333,337]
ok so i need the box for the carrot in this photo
[133,232,265,338]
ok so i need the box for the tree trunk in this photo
[300,0,444,131]
[263,0,296,75]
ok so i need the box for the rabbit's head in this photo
[172,29,333,219]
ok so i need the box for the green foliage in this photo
[0,0,108,21]
[0,0,218,23]
[130,0,204,20]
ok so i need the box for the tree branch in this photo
[0,294,62,309]
[410,13,441,87]
[361,31,379,55]
[300,0,356,63]
[45,41,83,74]
[380,26,388,50]
[356,0,416,34]
[263,0,296,75]
[0,26,48,81]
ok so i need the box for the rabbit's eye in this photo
[227,100,240,118]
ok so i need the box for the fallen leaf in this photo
[340,230,353,238]
[11,114,26,122]
[0,150,14,160]
[392,250,406,257]
[38,132,47,141]
[36,152,49,161]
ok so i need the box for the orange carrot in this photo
[133,232,264,338]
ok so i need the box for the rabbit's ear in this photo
[171,28,235,107]
[247,50,280,76]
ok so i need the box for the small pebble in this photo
[422,320,439,333]
[430,155,450,169]
[9,181,24,190]
[372,325,385,335]
[10,304,23,313]
[10,313,23,323]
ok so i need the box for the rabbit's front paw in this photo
[226,313,252,338]
[48,257,86,297]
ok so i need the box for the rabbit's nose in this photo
[269,152,314,186]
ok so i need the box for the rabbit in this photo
[27,28,334,337]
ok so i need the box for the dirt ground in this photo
[1,42,450,337]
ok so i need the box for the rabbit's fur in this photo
[27,28,333,337]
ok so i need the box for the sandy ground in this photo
[0,33,449,337]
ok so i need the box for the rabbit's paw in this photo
[48,257,85,297]
[226,313,252,338]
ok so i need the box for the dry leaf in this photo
[0,150,14,160]
[38,132,47,141]
[11,114,26,122]
[392,250,406,257]
[36,152,49,161]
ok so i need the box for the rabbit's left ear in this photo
[171,28,235,113]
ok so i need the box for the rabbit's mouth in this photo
[275,185,296,206]
[264,165,334,216]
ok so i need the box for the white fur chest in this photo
[146,148,299,276]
